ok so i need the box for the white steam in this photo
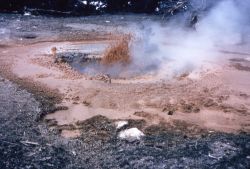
[0,28,10,43]
[129,0,250,79]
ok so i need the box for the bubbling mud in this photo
[53,39,158,80]
[1,13,250,139]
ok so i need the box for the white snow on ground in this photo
[118,128,144,140]
[115,121,128,129]
[246,57,250,61]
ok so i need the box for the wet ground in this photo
[0,77,250,169]
[0,14,250,168]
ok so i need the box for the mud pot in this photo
[0,14,249,168]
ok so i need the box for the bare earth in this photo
[1,15,250,138]
[0,14,250,169]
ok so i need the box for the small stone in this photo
[82,101,91,106]
[115,121,128,129]
[168,111,174,115]
[193,107,200,113]
[118,128,144,141]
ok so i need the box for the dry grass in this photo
[101,35,131,66]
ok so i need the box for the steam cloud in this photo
[0,28,10,43]
[129,0,250,79]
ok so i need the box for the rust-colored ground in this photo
[1,30,250,138]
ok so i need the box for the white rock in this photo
[118,128,144,140]
[115,121,128,129]
[24,12,31,16]
[81,0,87,5]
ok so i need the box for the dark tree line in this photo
[0,0,216,16]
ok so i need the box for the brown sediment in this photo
[0,64,62,103]
[0,44,10,48]
[134,111,167,124]
[61,129,81,138]
[0,49,63,120]
[0,31,249,136]
[30,54,83,80]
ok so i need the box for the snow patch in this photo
[118,128,144,140]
